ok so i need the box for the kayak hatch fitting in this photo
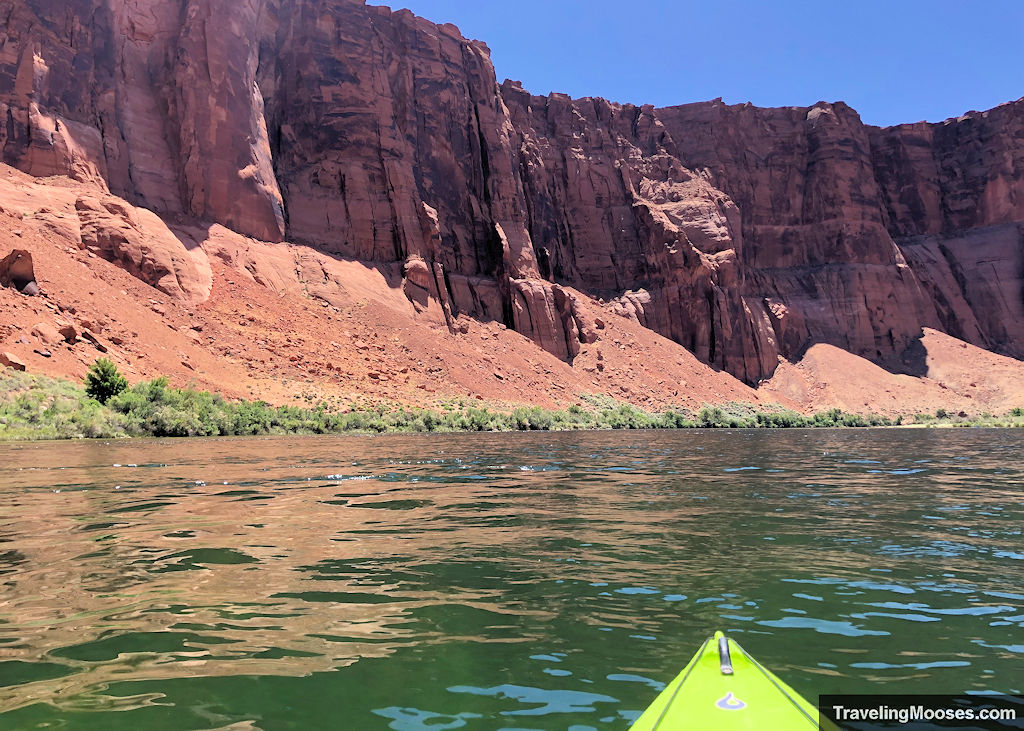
[717,632,734,675]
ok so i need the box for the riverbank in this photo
[3,369,1022,441]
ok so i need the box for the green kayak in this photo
[629,631,821,730]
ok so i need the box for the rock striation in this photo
[0,0,1021,383]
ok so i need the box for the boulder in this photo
[0,352,26,371]
[80,331,108,353]
[58,323,78,343]
[0,249,36,294]
[30,322,62,346]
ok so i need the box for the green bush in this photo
[84,358,128,404]
[811,408,838,427]
[839,412,868,427]
[757,410,807,428]
[697,407,728,428]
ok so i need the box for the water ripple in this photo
[0,429,1021,728]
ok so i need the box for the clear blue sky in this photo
[366,0,1023,127]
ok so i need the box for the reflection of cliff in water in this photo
[0,431,1022,714]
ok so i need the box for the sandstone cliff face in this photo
[870,102,1024,237]
[0,0,284,239]
[0,0,1021,383]
[868,102,1024,358]
[659,98,1024,367]
[657,100,945,367]
[499,85,777,381]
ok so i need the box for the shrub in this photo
[697,406,728,428]
[865,413,892,427]
[757,410,807,428]
[84,358,128,404]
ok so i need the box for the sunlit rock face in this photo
[0,0,1020,382]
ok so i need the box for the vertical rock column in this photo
[170,0,285,241]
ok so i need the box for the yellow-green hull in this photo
[630,632,821,730]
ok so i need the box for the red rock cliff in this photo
[1,0,1021,382]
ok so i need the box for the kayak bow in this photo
[629,631,820,730]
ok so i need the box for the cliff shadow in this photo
[882,334,929,377]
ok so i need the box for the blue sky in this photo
[366,0,1023,127]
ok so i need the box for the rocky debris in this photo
[0,351,26,371]
[0,249,37,294]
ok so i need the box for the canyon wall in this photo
[0,0,1021,382]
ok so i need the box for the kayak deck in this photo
[629,632,820,730]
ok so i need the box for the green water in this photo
[0,430,1021,729]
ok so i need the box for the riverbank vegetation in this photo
[1,363,1022,440]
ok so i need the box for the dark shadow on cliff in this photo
[888,335,930,377]
[165,215,407,296]
[159,214,211,252]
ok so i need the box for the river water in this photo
[0,430,1021,729]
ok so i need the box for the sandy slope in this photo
[760,333,1024,417]
[1,166,1022,417]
